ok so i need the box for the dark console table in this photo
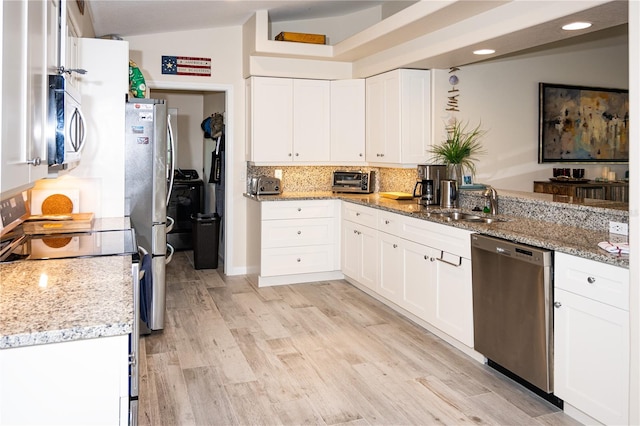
[533,180,629,202]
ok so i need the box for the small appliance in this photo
[440,179,459,208]
[331,171,374,193]
[249,176,282,196]
[415,164,447,206]
[47,74,86,173]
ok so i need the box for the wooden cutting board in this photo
[379,192,414,200]
[23,213,95,234]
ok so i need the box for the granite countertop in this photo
[245,191,629,269]
[0,250,134,350]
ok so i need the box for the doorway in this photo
[149,82,232,273]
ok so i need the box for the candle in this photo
[608,171,616,181]
[602,166,610,179]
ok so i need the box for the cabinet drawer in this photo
[555,252,629,310]
[262,200,338,220]
[392,213,472,259]
[262,218,335,248]
[378,211,404,236]
[342,202,377,228]
[261,245,337,276]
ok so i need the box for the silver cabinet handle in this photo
[297,258,301,262]
[436,251,462,267]
[393,244,398,248]
[554,301,562,308]
[26,157,42,166]
[288,153,292,156]
[385,220,390,225]
[297,231,301,235]
[359,153,363,157]
[587,276,596,284]
[295,153,299,156]
[297,208,302,212]
[355,212,360,216]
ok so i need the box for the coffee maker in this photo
[413,164,447,206]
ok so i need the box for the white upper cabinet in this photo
[330,79,365,163]
[247,76,331,164]
[293,79,330,162]
[1,0,49,199]
[366,69,431,166]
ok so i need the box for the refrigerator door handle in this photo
[166,216,174,233]
[165,243,174,265]
[166,117,176,206]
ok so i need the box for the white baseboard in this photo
[258,270,344,287]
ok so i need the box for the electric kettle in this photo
[440,180,459,208]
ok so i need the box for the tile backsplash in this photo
[247,165,418,193]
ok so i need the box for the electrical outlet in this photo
[609,221,629,235]
[274,169,283,180]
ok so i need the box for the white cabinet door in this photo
[430,252,474,346]
[1,0,48,198]
[365,69,430,166]
[293,79,330,162]
[248,77,293,162]
[341,219,378,292]
[0,335,130,425]
[554,288,629,425]
[341,220,361,281]
[402,238,433,319]
[365,71,400,163]
[378,231,404,305]
[331,79,365,163]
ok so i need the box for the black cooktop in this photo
[2,229,137,262]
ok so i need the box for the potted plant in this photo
[428,119,486,185]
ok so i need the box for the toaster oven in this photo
[332,171,374,193]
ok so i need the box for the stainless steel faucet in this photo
[482,186,498,215]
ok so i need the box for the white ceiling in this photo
[87,0,629,71]
[88,1,399,37]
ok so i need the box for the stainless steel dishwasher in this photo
[471,234,556,397]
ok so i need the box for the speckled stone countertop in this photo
[0,256,133,349]
[245,191,629,269]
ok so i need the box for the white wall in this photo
[126,26,246,274]
[150,91,205,172]
[270,6,382,45]
[432,28,629,192]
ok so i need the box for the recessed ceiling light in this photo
[562,22,592,31]
[473,49,495,55]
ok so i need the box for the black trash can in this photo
[191,213,220,269]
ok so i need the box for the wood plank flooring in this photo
[138,251,581,426]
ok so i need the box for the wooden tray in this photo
[380,192,414,200]
[23,213,95,234]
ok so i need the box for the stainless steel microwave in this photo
[331,171,374,193]
[47,74,86,173]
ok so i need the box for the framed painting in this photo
[538,83,629,163]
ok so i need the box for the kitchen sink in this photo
[420,211,507,224]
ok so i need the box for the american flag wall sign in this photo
[161,56,211,76]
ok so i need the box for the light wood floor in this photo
[138,251,580,426]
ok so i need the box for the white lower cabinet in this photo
[342,202,474,348]
[554,252,629,425]
[0,334,130,425]
[255,200,341,285]
[378,231,405,304]
[341,218,377,291]
[430,252,473,347]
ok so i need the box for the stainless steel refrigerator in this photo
[125,98,175,331]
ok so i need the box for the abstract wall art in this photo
[538,83,629,163]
